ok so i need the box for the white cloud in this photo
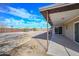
[0,6,45,23]
[8,7,31,18]
[2,18,26,28]
[0,6,49,28]
[8,7,43,20]
[0,22,6,28]
[0,8,6,13]
[0,6,40,19]
[0,18,50,28]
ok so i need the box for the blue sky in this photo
[0,3,52,29]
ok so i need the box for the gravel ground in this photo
[0,31,48,56]
[9,39,47,56]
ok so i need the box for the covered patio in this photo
[40,3,79,56]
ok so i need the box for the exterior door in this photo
[75,23,79,43]
[59,27,62,34]
[55,27,62,34]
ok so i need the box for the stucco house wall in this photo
[62,17,79,41]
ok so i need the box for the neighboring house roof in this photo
[40,3,79,26]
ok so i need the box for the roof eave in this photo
[39,3,75,12]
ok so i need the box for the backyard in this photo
[0,31,50,56]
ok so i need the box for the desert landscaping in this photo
[0,31,49,56]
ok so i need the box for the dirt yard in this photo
[9,39,47,56]
[0,31,48,56]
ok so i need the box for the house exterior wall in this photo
[62,17,79,41]
[63,22,74,40]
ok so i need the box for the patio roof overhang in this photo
[39,3,79,27]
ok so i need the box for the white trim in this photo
[73,21,79,45]
[64,16,79,25]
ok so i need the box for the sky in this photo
[0,3,52,29]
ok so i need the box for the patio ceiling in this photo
[40,3,79,27]
[49,9,79,26]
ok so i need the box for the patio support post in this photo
[46,10,49,52]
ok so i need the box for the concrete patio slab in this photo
[47,34,79,56]
[47,41,69,56]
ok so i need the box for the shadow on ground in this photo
[51,34,79,53]
[33,31,79,54]
[32,31,52,40]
